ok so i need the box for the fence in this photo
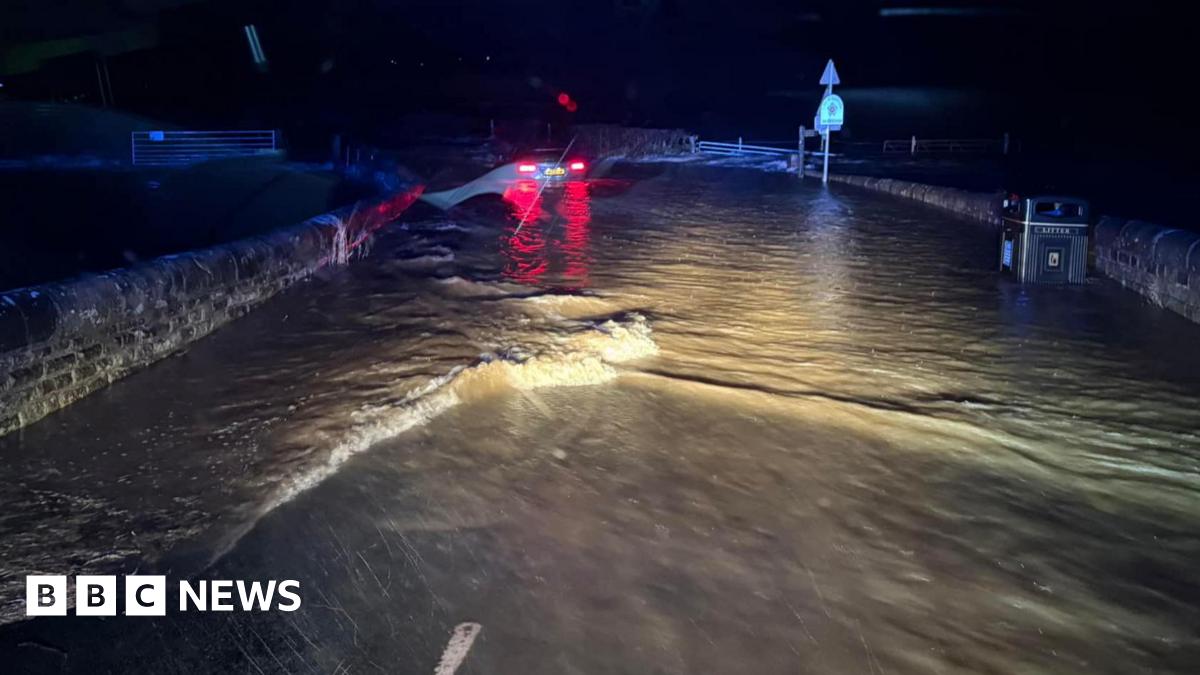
[131,130,278,166]
[882,136,1010,156]
[697,134,832,156]
[696,139,800,158]
[695,133,834,179]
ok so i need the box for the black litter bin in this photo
[999,195,1089,284]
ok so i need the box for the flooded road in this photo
[2,163,1199,673]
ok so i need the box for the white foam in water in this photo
[238,311,659,551]
[507,293,626,320]
[394,251,456,267]
[706,155,792,172]
[621,154,790,172]
[618,154,709,164]
[421,220,475,233]
[435,276,526,297]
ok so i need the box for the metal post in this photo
[690,135,696,154]
[1002,132,1010,155]
[547,123,552,142]
[821,131,830,185]
[738,136,743,155]
[490,119,496,138]
[798,126,806,178]
[911,134,917,156]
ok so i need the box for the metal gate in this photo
[130,130,278,166]
[696,140,799,159]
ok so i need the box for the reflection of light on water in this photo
[558,180,592,288]
[504,179,544,224]
[803,190,855,328]
[503,180,547,284]
[501,180,592,288]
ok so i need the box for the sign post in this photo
[813,59,844,185]
[822,129,830,184]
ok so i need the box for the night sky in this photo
[0,1,1191,160]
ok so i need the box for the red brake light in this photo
[517,163,537,173]
[569,161,586,172]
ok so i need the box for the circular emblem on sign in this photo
[817,94,844,128]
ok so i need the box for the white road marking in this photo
[434,622,482,675]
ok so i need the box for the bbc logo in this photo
[26,575,302,616]
[27,575,167,616]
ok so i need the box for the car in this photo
[513,147,589,183]
[419,148,591,210]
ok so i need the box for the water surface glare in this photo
[2,164,1199,673]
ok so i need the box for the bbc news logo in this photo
[27,576,302,617]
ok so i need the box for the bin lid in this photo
[1024,196,1089,224]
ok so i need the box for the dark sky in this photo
[1,0,1191,158]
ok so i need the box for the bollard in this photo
[798,126,806,178]
[911,135,917,156]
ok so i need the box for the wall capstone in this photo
[0,186,423,437]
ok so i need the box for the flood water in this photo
[2,162,1199,673]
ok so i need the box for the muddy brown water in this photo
[2,162,1198,673]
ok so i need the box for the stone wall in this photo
[827,174,1003,228]
[571,124,695,159]
[0,187,422,437]
[1094,216,1200,323]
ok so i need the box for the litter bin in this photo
[999,195,1089,284]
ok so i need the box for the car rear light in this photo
[569,161,586,172]
[517,163,537,173]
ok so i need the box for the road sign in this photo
[814,59,842,185]
[813,113,837,134]
[819,59,840,86]
[817,94,844,131]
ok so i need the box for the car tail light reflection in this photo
[569,161,586,172]
[517,163,537,173]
